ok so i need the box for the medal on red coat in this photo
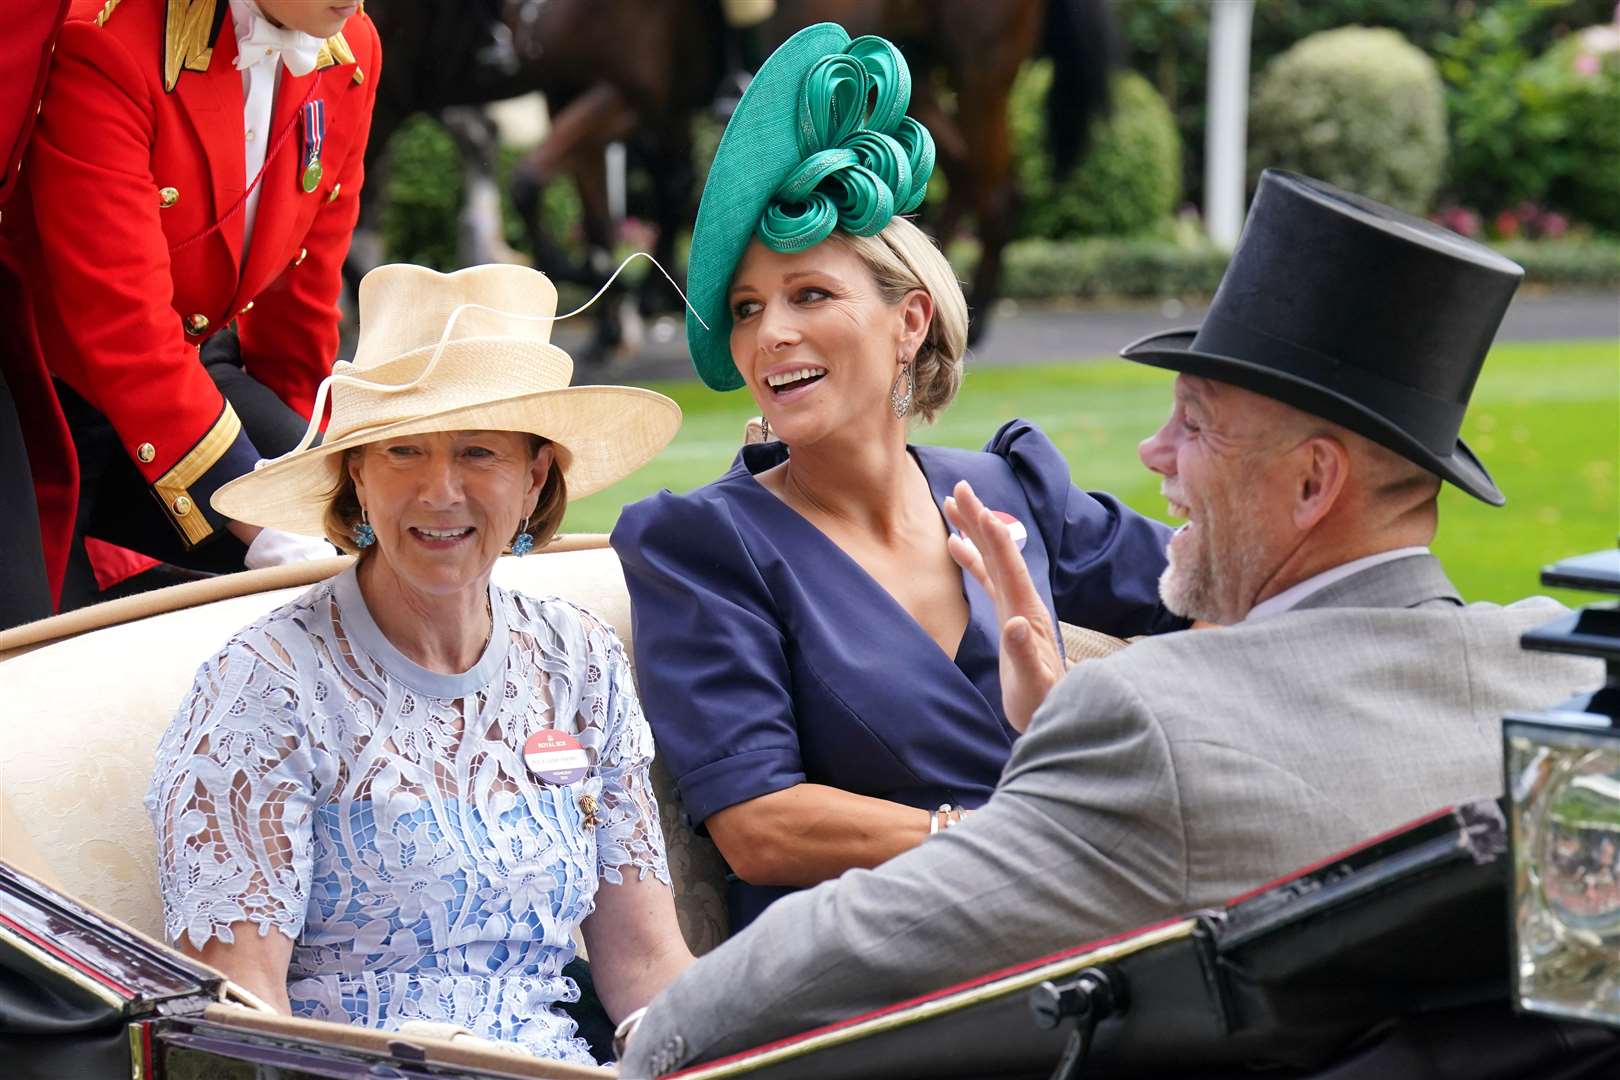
[523,729,589,785]
[299,99,325,193]
[989,510,1028,552]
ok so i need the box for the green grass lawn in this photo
[564,339,1618,606]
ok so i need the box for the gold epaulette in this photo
[314,31,355,70]
[163,0,217,92]
[94,0,123,27]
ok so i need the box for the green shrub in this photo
[1438,0,1620,227]
[379,114,461,271]
[1011,64,1181,239]
[379,116,583,271]
[1115,0,1615,207]
[1248,26,1448,213]
[1526,33,1620,234]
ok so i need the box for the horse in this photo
[353,0,1111,354]
[351,1,724,360]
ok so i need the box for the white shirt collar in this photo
[1242,546,1431,624]
[230,0,323,76]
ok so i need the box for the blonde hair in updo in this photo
[827,217,969,424]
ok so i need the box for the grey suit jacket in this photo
[620,554,1602,1077]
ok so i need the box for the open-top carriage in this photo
[2,540,1616,1078]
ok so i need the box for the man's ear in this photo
[1294,435,1349,531]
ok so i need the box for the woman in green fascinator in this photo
[610,23,1184,932]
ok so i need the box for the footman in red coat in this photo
[0,0,381,609]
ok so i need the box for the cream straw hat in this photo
[212,263,681,538]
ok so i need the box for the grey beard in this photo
[1158,534,1264,625]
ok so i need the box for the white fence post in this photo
[1205,0,1256,250]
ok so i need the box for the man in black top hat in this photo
[616,171,1604,1077]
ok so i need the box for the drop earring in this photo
[890,358,914,419]
[511,514,534,557]
[352,506,375,549]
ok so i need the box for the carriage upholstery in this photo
[0,537,731,959]
[0,524,1130,959]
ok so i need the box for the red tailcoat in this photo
[0,0,380,603]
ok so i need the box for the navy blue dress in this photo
[610,419,1180,928]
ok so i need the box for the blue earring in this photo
[352,507,375,549]
[512,527,534,556]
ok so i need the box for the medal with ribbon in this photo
[299,99,326,194]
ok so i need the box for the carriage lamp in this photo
[1504,547,1620,1029]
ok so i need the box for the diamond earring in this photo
[352,507,375,549]
[890,359,914,419]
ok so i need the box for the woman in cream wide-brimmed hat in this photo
[608,23,1185,935]
[145,263,689,1065]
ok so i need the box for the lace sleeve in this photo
[578,613,671,887]
[145,631,323,950]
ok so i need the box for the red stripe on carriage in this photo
[666,914,1187,1077]
[1221,803,1457,907]
[0,910,137,998]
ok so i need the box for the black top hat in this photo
[1121,169,1522,505]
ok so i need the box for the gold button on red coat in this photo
[293,247,308,266]
[325,182,342,204]
[238,300,254,316]
[136,442,156,463]
[352,67,365,86]
[184,313,209,335]
[158,186,179,208]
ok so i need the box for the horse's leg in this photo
[511,83,633,287]
[543,89,642,361]
[937,0,1042,344]
[565,141,641,362]
[636,131,694,320]
[442,106,529,267]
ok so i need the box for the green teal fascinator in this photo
[685,22,936,391]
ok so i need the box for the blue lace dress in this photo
[146,566,669,1064]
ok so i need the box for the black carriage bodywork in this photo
[663,801,1619,1080]
[0,862,591,1080]
[4,803,1617,1080]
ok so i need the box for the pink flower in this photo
[1539,211,1570,239]
[1575,51,1601,76]
[1493,210,1521,239]
[1433,206,1481,238]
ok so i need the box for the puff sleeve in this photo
[610,490,803,828]
[986,419,1185,637]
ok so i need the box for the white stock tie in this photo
[234,10,323,76]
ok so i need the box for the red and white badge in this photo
[989,510,1028,552]
[524,729,589,785]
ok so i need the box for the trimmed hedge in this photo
[953,235,1620,302]
[1248,27,1448,214]
[1011,65,1181,239]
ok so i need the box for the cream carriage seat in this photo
[0,537,729,959]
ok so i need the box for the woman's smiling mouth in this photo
[766,366,827,397]
[410,526,474,548]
